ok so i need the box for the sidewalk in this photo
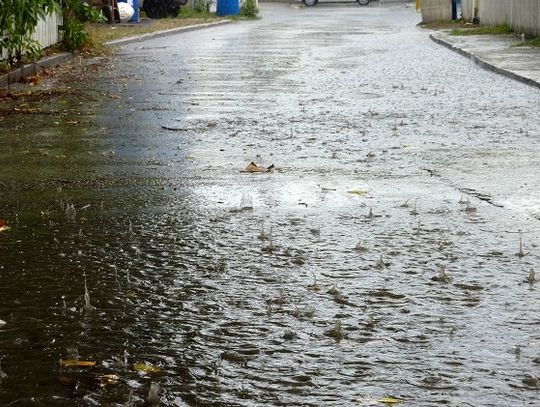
[430,31,540,89]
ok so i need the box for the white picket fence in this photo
[462,0,540,37]
[1,11,63,62]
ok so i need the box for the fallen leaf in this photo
[59,359,96,367]
[347,189,369,196]
[57,376,75,386]
[244,162,275,173]
[378,397,403,404]
[0,219,10,232]
[97,374,119,386]
[133,362,161,374]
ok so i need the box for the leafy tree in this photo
[240,0,258,18]
[0,0,104,66]
[0,0,58,64]
[59,0,104,51]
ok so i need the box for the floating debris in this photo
[243,162,275,173]
[0,218,10,232]
[97,374,119,387]
[378,396,403,404]
[283,329,298,340]
[347,189,369,196]
[133,362,161,374]
[59,359,96,367]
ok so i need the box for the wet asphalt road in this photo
[1,2,540,406]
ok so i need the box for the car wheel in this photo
[357,0,370,5]
[303,0,318,6]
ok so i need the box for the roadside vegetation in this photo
[84,14,224,55]
[1,0,259,73]
[514,38,540,48]
[449,24,513,36]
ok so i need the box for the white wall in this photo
[462,0,539,37]
[1,11,63,62]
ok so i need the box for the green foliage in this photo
[0,0,58,65]
[60,0,105,51]
[514,37,540,48]
[193,0,208,13]
[0,0,105,66]
[240,0,258,18]
[450,24,512,36]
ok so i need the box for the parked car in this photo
[303,0,370,6]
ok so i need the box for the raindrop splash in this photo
[83,274,95,312]
[65,203,76,221]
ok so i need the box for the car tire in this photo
[357,0,370,5]
[303,0,318,6]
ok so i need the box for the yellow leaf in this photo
[97,374,119,386]
[133,362,161,374]
[59,359,96,367]
[347,189,369,196]
[0,225,10,232]
[378,397,403,404]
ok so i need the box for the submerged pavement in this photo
[1,2,539,406]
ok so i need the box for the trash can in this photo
[216,0,240,16]
[118,0,139,22]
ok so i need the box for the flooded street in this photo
[1,3,539,406]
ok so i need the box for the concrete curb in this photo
[104,19,232,47]
[430,32,540,90]
[1,20,231,88]
[0,52,75,88]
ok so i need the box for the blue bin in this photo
[118,0,139,22]
[216,0,240,16]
